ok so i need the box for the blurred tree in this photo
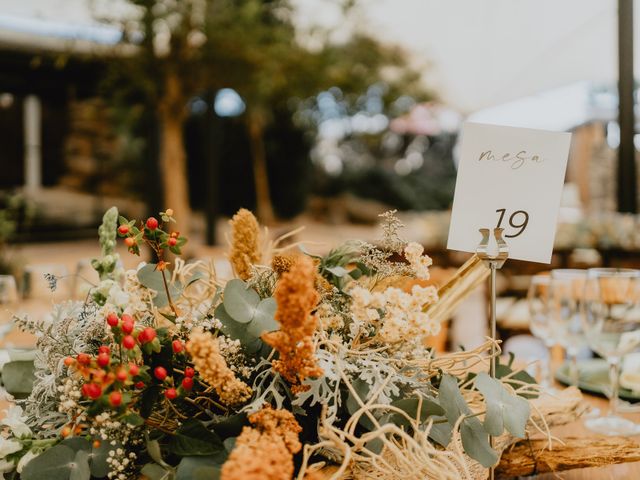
[99,0,428,226]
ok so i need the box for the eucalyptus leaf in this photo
[168,420,225,457]
[475,372,530,438]
[389,396,444,427]
[147,438,169,467]
[438,374,471,424]
[460,417,498,468]
[364,437,384,455]
[215,305,246,340]
[141,463,174,480]
[21,445,76,480]
[223,279,260,323]
[246,298,278,337]
[69,450,90,480]
[137,263,182,308]
[1,360,34,397]
[427,417,452,447]
[176,456,221,480]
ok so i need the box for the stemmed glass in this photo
[582,268,640,436]
[527,273,558,389]
[549,269,588,387]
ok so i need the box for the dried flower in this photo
[262,256,322,393]
[220,406,301,480]
[229,209,261,280]
[271,254,296,275]
[187,330,252,406]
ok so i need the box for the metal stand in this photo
[476,228,508,480]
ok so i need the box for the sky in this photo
[293,0,639,112]
[0,0,637,113]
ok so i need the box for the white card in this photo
[447,122,571,264]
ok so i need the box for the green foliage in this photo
[437,374,498,468]
[21,445,90,480]
[91,207,121,283]
[1,360,35,398]
[167,419,225,457]
[475,372,530,438]
[215,279,277,354]
[137,263,183,309]
[176,456,222,480]
[312,242,369,290]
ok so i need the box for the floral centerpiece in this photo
[0,207,579,480]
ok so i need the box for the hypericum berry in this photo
[117,225,129,235]
[97,352,110,368]
[184,367,195,378]
[63,357,74,367]
[146,217,159,230]
[93,440,101,449]
[116,369,128,382]
[98,346,111,355]
[61,426,72,438]
[139,327,156,344]
[122,318,134,335]
[77,353,91,366]
[106,313,119,327]
[168,237,178,247]
[124,237,135,247]
[109,391,122,407]
[122,335,136,350]
[129,364,139,376]
[135,381,145,389]
[81,383,91,397]
[172,340,183,353]
[181,377,194,390]
[154,366,168,381]
[86,383,102,400]
[164,388,177,400]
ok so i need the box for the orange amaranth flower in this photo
[229,208,261,280]
[186,330,252,406]
[262,256,322,393]
[220,406,301,480]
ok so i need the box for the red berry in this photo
[63,357,74,367]
[106,313,119,327]
[77,353,91,366]
[139,327,156,344]
[122,319,134,335]
[116,369,128,382]
[98,346,111,355]
[164,388,177,400]
[146,217,159,230]
[181,377,194,390]
[184,367,195,378]
[81,383,91,397]
[154,366,168,381]
[172,340,183,354]
[129,364,139,376]
[86,383,102,400]
[109,391,122,407]
[117,225,129,235]
[97,352,110,368]
[168,237,178,247]
[124,237,135,247]
[122,335,136,350]
[135,381,145,389]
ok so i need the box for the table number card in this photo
[447,122,571,264]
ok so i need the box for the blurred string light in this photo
[214,88,245,117]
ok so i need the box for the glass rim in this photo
[550,268,587,279]
[586,268,640,278]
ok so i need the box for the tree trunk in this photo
[158,71,191,236]
[247,110,275,224]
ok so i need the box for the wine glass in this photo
[582,268,640,436]
[550,269,588,386]
[527,273,557,389]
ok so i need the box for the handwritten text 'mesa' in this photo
[478,150,543,170]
